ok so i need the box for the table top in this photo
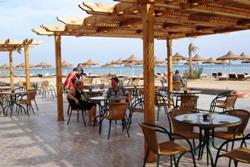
[175,113,241,128]
[124,86,144,90]
[89,96,128,102]
[0,86,11,90]
[0,90,26,95]
[170,90,201,94]
[82,89,106,93]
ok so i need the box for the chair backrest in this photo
[225,94,238,110]
[132,79,139,86]
[27,89,37,101]
[83,78,93,85]
[169,108,196,134]
[67,98,80,110]
[139,123,159,154]
[173,81,181,91]
[179,94,198,110]
[228,109,250,134]
[108,103,128,120]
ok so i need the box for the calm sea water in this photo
[0,64,250,76]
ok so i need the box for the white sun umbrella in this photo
[238,53,250,73]
[217,51,240,73]
[124,55,141,76]
[202,57,217,75]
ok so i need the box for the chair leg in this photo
[157,107,160,121]
[143,148,150,167]
[30,104,35,114]
[67,109,72,125]
[108,120,112,140]
[81,110,86,127]
[234,160,238,167]
[77,110,79,123]
[67,105,70,115]
[34,99,39,110]
[26,104,30,116]
[156,154,160,167]
[123,119,130,138]
[192,139,196,155]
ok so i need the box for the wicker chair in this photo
[37,81,56,99]
[173,81,182,91]
[168,108,200,153]
[212,109,250,149]
[67,98,86,126]
[210,90,236,113]
[104,103,129,139]
[214,133,250,167]
[155,93,174,121]
[16,89,37,116]
[139,123,196,167]
[128,97,144,128]
[176,94,199,110]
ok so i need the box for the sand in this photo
[1,76,250,95]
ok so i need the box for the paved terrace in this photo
[0,94,249,167]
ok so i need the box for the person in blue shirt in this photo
[107,77,127,98]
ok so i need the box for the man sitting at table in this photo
[67,80,96,125]
[107,77,130,100]
[173,70,185,87]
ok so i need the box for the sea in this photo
[0,64,250,77]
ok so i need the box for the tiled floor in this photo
[0,94,250,167]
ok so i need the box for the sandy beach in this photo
[1,76,250,96]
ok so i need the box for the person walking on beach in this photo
[67,80,96,125]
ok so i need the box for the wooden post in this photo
[24,45,30,90]
[9,49,14,91]
[142,1,155,163]
[54,35,64,121]
[167,39,173,98]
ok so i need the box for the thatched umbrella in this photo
[238,53,250,73]
[124,55,142,76]
[112,58,124,75]
[82,59,97,67]
[35,62,52,68]
[202,57,217,75]
[172,52,186,69]
[154,57,165,66]
[217,51,240,73]
[62,60,73,68]
[191,54,206,70]
[16,62,25,68]
[0,64,9,70]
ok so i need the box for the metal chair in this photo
[67,98,86,126]
[139,123,196,167]
[214,133,250,167]
[104,102,129,139]
[128,97,144,128]
[155,93,174,121]
[16,89,37,116]
[210,90,235,113]
[211,93,238,113]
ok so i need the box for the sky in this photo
[0,0,250,67]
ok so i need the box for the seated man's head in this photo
[111,77,119,88]
[74,80,84,90]
[175,70,179,74]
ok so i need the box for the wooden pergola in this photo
[0,39,39,91]
[32,0,250,162]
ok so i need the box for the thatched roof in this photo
[217,51,240,60]
[202,57,217,64]
[0,39,40,52]
[35,62,52,68]
[62,60,73,68]
[33,1,250,39]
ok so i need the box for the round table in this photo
[175,113,241,166]
[170,90,201,95]
[82,89,106,93]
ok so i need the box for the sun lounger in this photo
[218,75,229,80]
[237,74,247,80]
[212,73,217,78]
[218,72,222,77]
[229,74,238,80]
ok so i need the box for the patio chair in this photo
[237,74,246,81]
[210,90,234,112]
[173,81,182,91]
[229,74,238,80]
[212,73,217,78]
[127,97,144,129]
[214,132,250,167]
[37,80,56,99]
[67,98,86,126]
[210,93,238,113]
[176,94,199,110]
[16,89,38,116]
[212,109,250,150]
[155,93,174,121]
[168,108,200,154]
[139,123,196,167]
[104,102,129,139]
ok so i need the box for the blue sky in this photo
[0,0,250,66]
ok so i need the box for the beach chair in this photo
[237,74,246,80]
[218,72,222,77]
[229,74,238,80]
[67,98,86,126]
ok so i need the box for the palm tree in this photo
[188,43,198,78]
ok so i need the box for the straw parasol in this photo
[35,62,52,68]
[0,64,9,70]
[217,51,239,73]
[124,55,142,75]
[16,62,25,68]
[172,52,186,69]
[101,63,113,67]
[202,57,217,75]
[154,56,165,66]
[191,54,206,70]
[239,53,250,73]
[82,59,97,67]
[114,58,124,65]
[62,60,73,68]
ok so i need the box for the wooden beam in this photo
[142,2,156,163]
[9,48,14,91]
[167,39,173,102]
[24,45,30,90]
[54,35,64,121]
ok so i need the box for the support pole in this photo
[9,49,14,91]
[142,1,155,163]
[167,39,173,98]
[54,35,64,121]
[24,45,30,90]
